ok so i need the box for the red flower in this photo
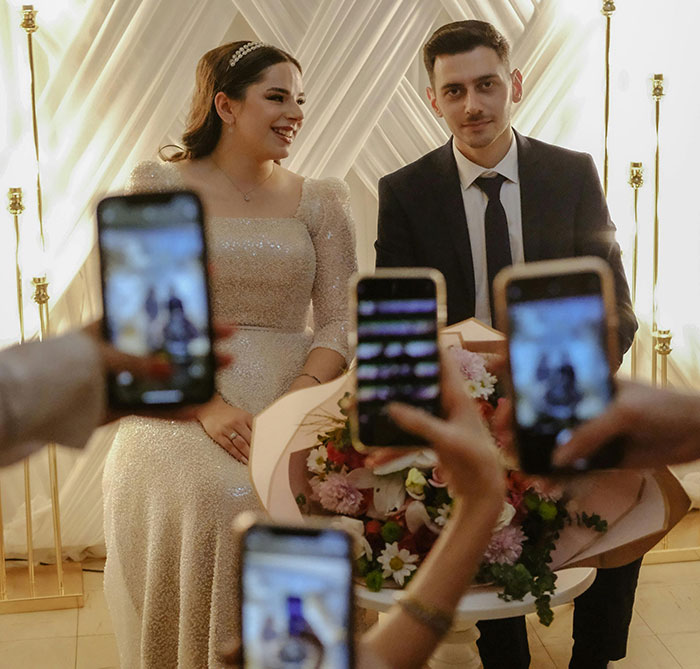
[326,441,347,466]
[398,533,418,555]
[366,519,382,535]
[414,525,439,554]
[346,445,366,469]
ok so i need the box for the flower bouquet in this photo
[293,346,607,625]
[250,318,689,627]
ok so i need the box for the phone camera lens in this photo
[116,370,134,386]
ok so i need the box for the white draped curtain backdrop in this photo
[0,0,698,557]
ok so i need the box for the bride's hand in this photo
[196,395,253,464]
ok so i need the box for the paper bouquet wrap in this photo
[249,318,690,572]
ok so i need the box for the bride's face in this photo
[230,62,305,161]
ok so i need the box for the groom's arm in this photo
[574,154,638,361]
[375,175,418,268]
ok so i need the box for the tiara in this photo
[228,41,265,69]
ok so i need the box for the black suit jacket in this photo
[375,131,637,358]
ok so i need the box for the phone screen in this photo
[241,526,354,669]
[506,271,620,473]
[97,191,214,407]
[355,275,441,447]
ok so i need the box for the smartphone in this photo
[350,269,446,448]
[97,190,215,408]
[237,516,355,669]
[494,257,623,474]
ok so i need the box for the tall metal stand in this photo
[650,74,667,388]
[0,6,83,615]
[601,1,616,197]
[628,163,643,378]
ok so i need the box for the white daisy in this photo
[306,444,328,475]
[377,542,419,586]
[435,503,452,527]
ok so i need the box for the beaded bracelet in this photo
[396,594,454,637]
[299,372,322,385]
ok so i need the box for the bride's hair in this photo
[161,41,301,162]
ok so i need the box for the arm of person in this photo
[0,333,105,466]
[288,178,357,392]
[574,154,637,361]
[359,356,505,669]
[375,175,418,268]
[0,322,236,468]
[553,379,700,469]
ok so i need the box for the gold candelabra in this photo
[8,189,26,343]
[0,5,84,615]
[601,0,616,197]
[650,74,668,388]
[20,4,45,247]
[628,162,643,378]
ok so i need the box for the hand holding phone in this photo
[350,269,446,448]
[494,257,623,474]
[237,515,354,669]
[97,190,216,409]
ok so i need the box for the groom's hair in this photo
[423,20,511,86]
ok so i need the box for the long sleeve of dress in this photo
[307,178,358,364]
[126,160,184,193]
[0,333,104,466]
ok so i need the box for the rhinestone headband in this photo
[228,42,265,69]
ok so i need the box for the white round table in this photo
[356,567,596,669]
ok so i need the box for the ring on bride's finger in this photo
[228,431,238,440]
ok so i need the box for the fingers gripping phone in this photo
[237,515,355,669]
[350,269,446,448]
[97,190,215,408]
[494,257,623,474]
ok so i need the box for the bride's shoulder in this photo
[302,176,350,205]
[127,160,185,193]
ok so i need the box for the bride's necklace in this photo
[211,157,275,202]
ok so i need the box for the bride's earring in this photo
[227,122,233,135]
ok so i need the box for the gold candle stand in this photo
[601,0,615,197]
[0,240,84,615]
[651,74,664,387]
[20,5,45,241]
[7,188,36,599]
[654,329,673,389]
[628,163,643,378]
[0,5,85,611]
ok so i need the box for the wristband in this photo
[396,593,454,637]
[299,372,322,385]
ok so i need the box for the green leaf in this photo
[381,521,403,543]
[365,570,384,592]
[538,500,558,521]
[356,555,371,576]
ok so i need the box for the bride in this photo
[102,41,357,668]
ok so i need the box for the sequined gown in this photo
[102,161,356,668]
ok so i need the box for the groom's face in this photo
[428,46,522,166]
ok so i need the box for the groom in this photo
[376,20,638,669]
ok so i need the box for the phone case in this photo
[348,268,447,450]
[492,256,620,474]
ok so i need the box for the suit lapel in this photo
[515,130,545,261]
[429,140,475,314]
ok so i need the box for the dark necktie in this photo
[474,173,512,313]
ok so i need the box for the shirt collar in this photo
[452,131,519,189]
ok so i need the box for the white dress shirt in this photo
[452,132,524,325]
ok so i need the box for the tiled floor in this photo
[0,560,118,669]
[2,559,700,667]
